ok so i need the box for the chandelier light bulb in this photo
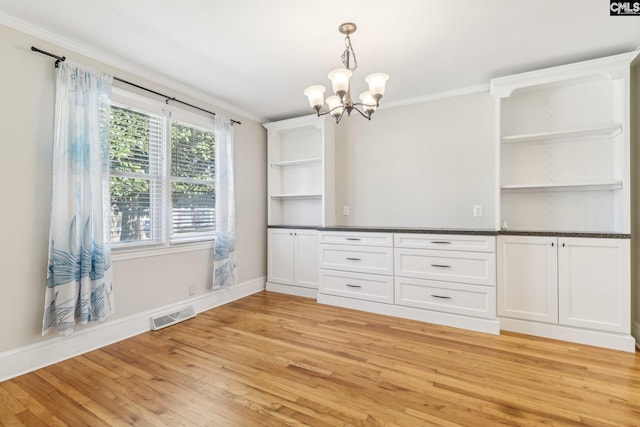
[325,95,344,118]
[327,68,352,98]
[365,73,389,100]
[303,85,326,110]
[359,91,377,115]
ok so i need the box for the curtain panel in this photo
[43,60,115,336]
[212,116,237,289]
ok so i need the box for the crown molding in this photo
[380,83,490,110]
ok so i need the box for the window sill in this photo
[112,240,214,261]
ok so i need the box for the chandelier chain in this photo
[341,35,358,71]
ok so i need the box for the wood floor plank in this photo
[1,291,640,426]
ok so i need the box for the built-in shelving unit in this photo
[491,51,638,233]
[491,51,638,352]
[264,115,335,227]
[264,114,335,298]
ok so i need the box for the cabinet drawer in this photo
[319,244,393,275]
[319,231,393,247]
[395,277,496,319]
[319,270,394,303]
[395,248,495,286]
[394,233,496,252]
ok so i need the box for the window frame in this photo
[109,88,217,257]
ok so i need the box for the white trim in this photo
[112,241,213,261]
[0,12,263,123]
[500,317,636,352]
[380,84,490,110]
[0,277,266,382]
[266,282,318,299]
[632,319,640,350]
[317,293,500,335]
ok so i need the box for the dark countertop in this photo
[267,224,631,239]
[317,225,498,236]
[498,230,631,239]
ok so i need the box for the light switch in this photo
[473,205,483,217]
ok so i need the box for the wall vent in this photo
[150,305,196,331]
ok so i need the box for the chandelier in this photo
[304,23,389,123]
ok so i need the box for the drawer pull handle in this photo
[431,241,451,244]
[346,284,362,288]
[430,264,451,268]
[346,237,361,241]
[346,257,362,261]
[431,294,452,299]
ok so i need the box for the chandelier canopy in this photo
[304,23,389,123]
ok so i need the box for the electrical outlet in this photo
[343,205,350,216]
[473,205,483,217]
[188,284,196,296]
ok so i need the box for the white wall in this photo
[335,91,495,229]
[0,23,267,353]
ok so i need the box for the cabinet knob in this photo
[562,243,565,247]
[551,242,554,247]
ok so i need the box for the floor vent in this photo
[151,305,196,330]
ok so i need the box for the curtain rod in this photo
[31,46,242,125]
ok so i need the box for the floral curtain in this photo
[212,115,237,289]
[43,60,115,336]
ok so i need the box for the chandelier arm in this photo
[352,102,378,109]
[350,105,372,120]
[314,103,349,118]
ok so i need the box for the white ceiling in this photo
[1,0,640,122]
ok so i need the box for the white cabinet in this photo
[395,234,497,324]
[491,51,638,233]
[558,237,630,333]
[318,231,394,304]
[267,228,319,298]
[264,115,335,227]
[318,231,500,334]
[497,235,633,351]
[319,244,394,276]
[497,235,558,324]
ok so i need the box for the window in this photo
[108,90,216,249]
[170,121,216,241]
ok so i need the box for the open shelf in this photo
[501,125,622,144]
[270,157,322,167]
[501,181,623,192]
[270,193,323,200]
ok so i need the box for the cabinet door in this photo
[267,229,295,285]
[497,235,558,323]
[293,230,319,289]
[558,238,630,333]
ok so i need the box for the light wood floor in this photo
[1,292,640,426]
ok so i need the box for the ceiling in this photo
[1,0,640,123]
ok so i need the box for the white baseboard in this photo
[0,277,265,382]
[632,319,640,350]
[266,282,317,299]
[317,293,500,335]
[500,317,637,353]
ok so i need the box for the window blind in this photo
[170,120,216,241]
[109,105,164,245]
